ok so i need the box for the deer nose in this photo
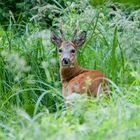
[62,58,70,65]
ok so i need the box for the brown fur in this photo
[60,63,109,98]
[51,26,109,99]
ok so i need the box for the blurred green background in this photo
[0,0,139,28]
[89,0,140,6]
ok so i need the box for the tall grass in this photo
[0,0,140,139]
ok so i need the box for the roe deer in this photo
[51,20,109,100]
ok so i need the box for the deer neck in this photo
[60,64,85,83]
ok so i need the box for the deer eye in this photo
[71,49,75,53]
[59,49,62,53]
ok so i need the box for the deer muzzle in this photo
[62,58,71,66]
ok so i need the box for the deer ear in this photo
[51,32,62,47]
[74,31,87,47]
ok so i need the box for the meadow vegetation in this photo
[0,0,140,139]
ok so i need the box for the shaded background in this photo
[0,0,139,29]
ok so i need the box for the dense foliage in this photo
[0,0,139,28]
[0,0,140,139]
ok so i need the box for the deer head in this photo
[51,20,87,68]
